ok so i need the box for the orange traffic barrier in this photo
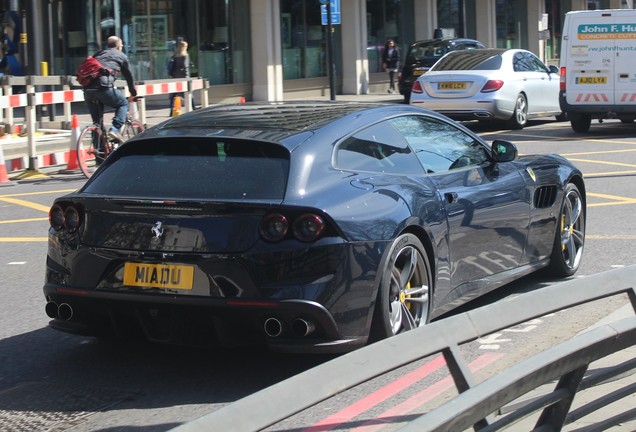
[0,141,14,186]
[172,95,182,117]
[63,114,82,172]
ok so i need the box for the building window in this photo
[367,0,404,73]
[437,0,461,37]
[496,0,527,49]
[280,0,327,80]
[67,0,251,83]
[197,0,251,85]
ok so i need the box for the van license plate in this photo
[123,263,194,290]
[576,76,607,84]
[439,82,467,90]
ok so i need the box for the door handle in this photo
[445,192,458,203]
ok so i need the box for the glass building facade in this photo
[3,0,628,102]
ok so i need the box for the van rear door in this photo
[613,11,636,104]
[565,12,614,106]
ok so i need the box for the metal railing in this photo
[172,266,636,432]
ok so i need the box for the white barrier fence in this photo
[0,75,209,172]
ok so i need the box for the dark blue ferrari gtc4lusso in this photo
[44,102,585,353]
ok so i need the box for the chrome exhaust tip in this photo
[263,317,283,338]
[57,303,74,321]
[292,318,316,337]
[45,301,59,319]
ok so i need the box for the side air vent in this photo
[534,186,558,209]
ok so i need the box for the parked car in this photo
[410,48,565,129]
[398,37,485,102]
[43,102,585,353]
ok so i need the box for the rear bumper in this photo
[43,284,367,353]
[410,97,513,121]
[559,92,636,117]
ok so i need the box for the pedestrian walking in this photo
[167,39,193,115]
[382,39,400,94]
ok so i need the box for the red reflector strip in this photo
[226,300,278,308]
[56,287,89,297]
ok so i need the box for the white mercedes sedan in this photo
[409,48,565,129]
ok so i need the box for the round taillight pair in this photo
[49,204,81,233]
[259,213,325,243]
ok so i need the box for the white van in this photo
[559,9,636,132]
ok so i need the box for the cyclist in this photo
[82,35,137,143]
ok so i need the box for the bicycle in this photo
[76,96,145,178]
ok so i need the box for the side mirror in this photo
[492,140,518,162]
[549,65,559,74]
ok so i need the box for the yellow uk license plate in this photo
[123,263,195,290]
[413,70,426,76]
[439,82,467,90]
[576,76,607,84]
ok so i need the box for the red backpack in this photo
[76,56,116,87]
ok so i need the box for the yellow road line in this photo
[0,197,51,213]
[0,238,48,242]
[588,192,636,201]
[587,192,636,207]
[568,158,636,169]
[586,234,636,240]
[585,170,636,177]
[560,149,636,156]
[0,217,48,224]
[0,189,76,198]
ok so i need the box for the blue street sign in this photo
[321,0,341,25]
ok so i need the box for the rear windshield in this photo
[431,51,503,71]
[406,41,483,63]
[407,41,450,61]
[83,138,290,200]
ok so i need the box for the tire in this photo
[370,233,432,342]
[508,93,528,129]
[77,125,110,179]
[569,113,591,133]
[122,121,144,140]
[547,183,585,278]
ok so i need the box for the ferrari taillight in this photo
[259,212,326,243]
[259,213,289,242]
[292,214,325,242]
[49,203,83,233]
[49,204,65,230]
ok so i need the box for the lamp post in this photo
[323,0,336,101]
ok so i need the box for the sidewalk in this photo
[0,92,404,177]
[510,303,636,431]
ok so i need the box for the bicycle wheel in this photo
[77,125,111,178]
[121,121,144,141]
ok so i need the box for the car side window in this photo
[391,116,490,173]
[335,120,424,174]
[526,52,549,73]
[513,52,533,72]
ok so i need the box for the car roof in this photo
[158,102,388,132]
[136,101,441,147]
[410,37,483,47]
